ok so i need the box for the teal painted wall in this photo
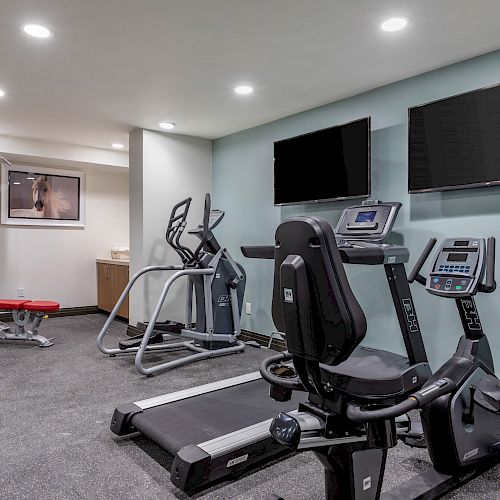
[213,50,500,369]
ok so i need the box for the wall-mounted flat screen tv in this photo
[273,117,370,205]
[409,84,500,193]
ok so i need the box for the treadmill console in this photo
[335,200,401,243]
[427,238,485,297]
[241,200,409,265]
[188,209,225,234]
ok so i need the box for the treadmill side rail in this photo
[172,434,293,493]
[110,403,143,435]
[171,444,211,493]
[135,371,262,410]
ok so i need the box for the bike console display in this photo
[427,238,485,297]
[335,200,401,242]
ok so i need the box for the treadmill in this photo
[110,200,416,493]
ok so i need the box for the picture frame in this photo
[0,162,86,228]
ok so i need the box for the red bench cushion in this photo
[24,301,60,312]
[0,299,31,310]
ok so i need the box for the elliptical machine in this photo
[96,194,246,375]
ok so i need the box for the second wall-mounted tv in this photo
[409,84,500,193]
[274,117,370,205]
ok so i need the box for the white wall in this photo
[129,129,212,325]
[0,165,129,307]
[0,134,128,169]
[129,129,145,322]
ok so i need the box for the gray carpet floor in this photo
[0,314,498,499]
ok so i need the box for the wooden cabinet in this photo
[113,264,130,318]
[97,260,129,319]
[97,262,112,312]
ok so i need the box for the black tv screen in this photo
[409,85,500,193]
[273,117,370,205]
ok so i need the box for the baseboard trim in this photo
[240,329,287,351]
[97,309,129,324]
[125,324,287,351]
[0,305,99,322]
[126,324,142,337]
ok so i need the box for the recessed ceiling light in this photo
[111,143,125,149]
[234,85,254,95]
[0,89,5,98]
[13,182,21,185]
[381,17,408,32]
[27,176,35,180]
[22,23,53,39]
[159,122,175,130]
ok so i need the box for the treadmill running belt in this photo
[131,378,304,454]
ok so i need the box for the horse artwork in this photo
[2,166,84,226]
[31,175,73,219]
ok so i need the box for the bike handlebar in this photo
[482,237,496,292]
[260,352,305,391]
[408,237,437,284]
[347,377,456,423]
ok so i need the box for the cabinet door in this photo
[97,263,112,312]
[111,264,129,319]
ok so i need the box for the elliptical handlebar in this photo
[408,237,437,285]
[165,197,194,264]
[193,193,212,263]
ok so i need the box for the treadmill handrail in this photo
[241,245,274,259]
[242,244,410,265]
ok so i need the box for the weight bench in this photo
[0,299,60,347]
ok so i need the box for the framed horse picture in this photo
[0,162,86,227]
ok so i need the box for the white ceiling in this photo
[0,0,500,151]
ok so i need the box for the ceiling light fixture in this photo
[111,143,125,149]
[22,23,53,39]
[234,85,254,95]
[27,176,35,180]
[0,89,5,98]
[13,182,21,185]
[381,17,408,32]
[159,122,175,130]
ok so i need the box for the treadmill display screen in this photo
[447,253,468,262]
[453,241,469,247]
[355,210,377,223]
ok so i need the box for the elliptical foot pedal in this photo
[137,320,184,334]
[119,331,164,350]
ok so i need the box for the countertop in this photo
[96,259,130,266]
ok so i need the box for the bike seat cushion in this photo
[0,299,31,310]
[24,301,60,312]
[319,346,431,399]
